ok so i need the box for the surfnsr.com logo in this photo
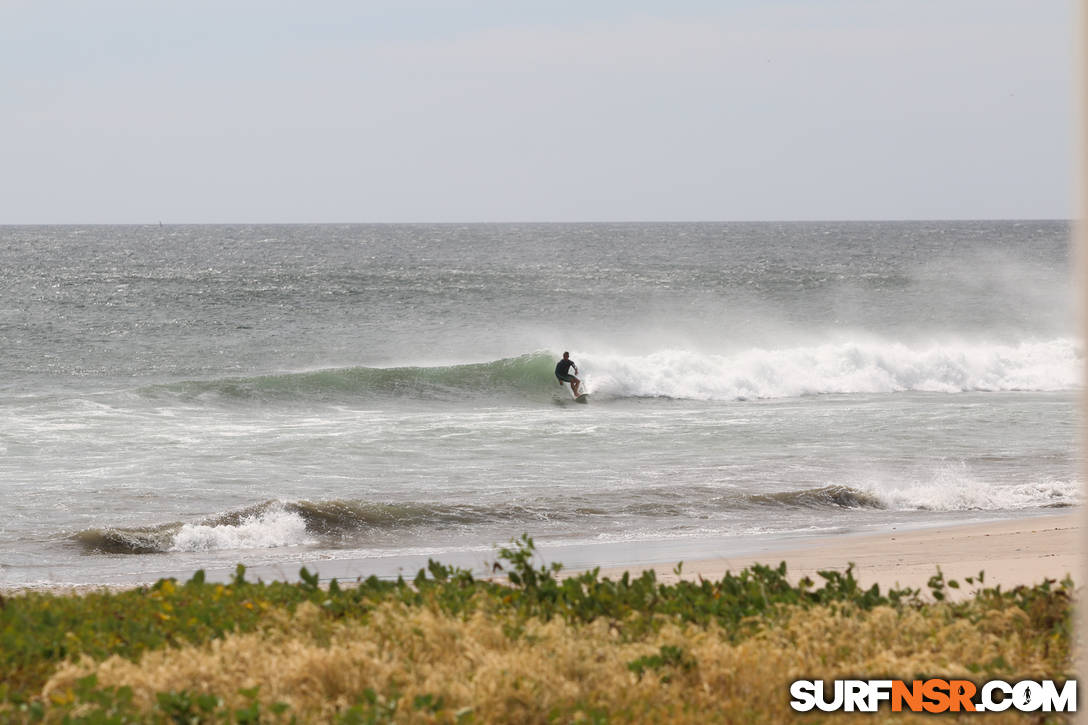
[789,679,1076,713]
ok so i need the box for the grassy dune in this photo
[0,536,1074,723]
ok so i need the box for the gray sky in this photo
[1,1,1074,223]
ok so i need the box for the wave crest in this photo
[144,339,1077,405]
[72,499,566,554]
[73,475,1077,555]
[74,504,315,555]
[583,338,1079,400]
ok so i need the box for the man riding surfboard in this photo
[555,351,582,398]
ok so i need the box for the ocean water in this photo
[0,221,1079,588]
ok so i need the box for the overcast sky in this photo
[1,1,1074,223]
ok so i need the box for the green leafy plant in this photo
[0,534,1073,723]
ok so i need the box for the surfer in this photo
[555,351,582,397]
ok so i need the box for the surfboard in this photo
[573,392,589,404]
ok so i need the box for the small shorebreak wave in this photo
[72,479,1078,555]
[744,485,885,509]
[72,498,581,555]
[743,479,1077,513]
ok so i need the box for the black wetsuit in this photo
[555,358,577,382]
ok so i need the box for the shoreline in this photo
[3,511,1080,596]
[586,511,1081,594]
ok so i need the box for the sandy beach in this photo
[590,512,1082,595]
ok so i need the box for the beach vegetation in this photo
[0,536,1073,723]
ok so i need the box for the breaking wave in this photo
[581,338,1080,401]
[859,474,1078,512]
[73,499,576,554]
[744,485,885,509]
[142,338,1078,406]
[73,504,316,555]
[73,476,1078,555]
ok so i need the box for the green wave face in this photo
[149,352,560,403]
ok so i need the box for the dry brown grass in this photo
[41,598,1063,723]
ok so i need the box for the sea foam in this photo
[582,338,1079,401]
[169,505,314,552]
[860,466,1079,512]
